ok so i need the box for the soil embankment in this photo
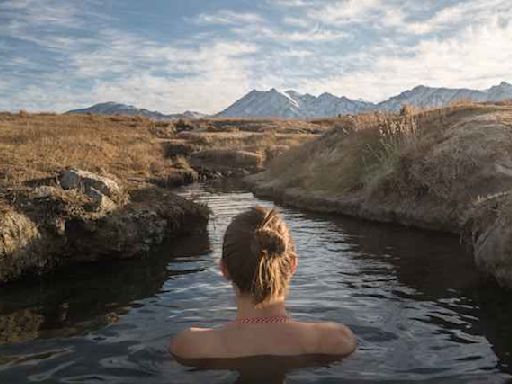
[247,102,512,288]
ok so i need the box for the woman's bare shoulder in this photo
[302,322,357,356]
[169,327,218,359]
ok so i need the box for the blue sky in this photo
[1,0,511,113]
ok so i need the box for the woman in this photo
[170,206,356,359]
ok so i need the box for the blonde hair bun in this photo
[253,227,287,256]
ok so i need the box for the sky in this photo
[1,0,511,114]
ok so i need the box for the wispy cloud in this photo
[269,0,317,7]
[307,0,382,23]
[402,0,511,35]
[297,14,512,101]
[71,34,258,112]
[195,10,264,25]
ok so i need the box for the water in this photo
[1,182,512,383]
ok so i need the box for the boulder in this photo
[59,169,121,199]
[33,182,117,216]
[86,188,117,213]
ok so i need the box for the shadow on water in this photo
[0,231,210,345]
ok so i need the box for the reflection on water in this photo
[0,231,210,344]
[1,182,512,383]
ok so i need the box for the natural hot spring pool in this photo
[1,183,512,383]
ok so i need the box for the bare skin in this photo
[170,260,357,360]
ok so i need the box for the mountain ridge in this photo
[217,81,512,118]
[67,82,512,119]
[66,101,207,120]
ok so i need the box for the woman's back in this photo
[171,320,356,360]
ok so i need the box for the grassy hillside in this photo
[260,102,512,198]
[248,101,512,288]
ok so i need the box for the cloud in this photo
[0,0,107,30]
[282,17,312,28]
[194,10,264,25]
[402,0,511,35]
[70,38,257,113]
[231,24,348,42]
[306,0,382,23]
[296,15,512,101]
[269,0,316,7]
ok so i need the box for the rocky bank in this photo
[0,169,208,284]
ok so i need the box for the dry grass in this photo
[176,131,312,148]
[174,117,325,134]
[265,102,512,194]
[0,112,323,197]
[191,149,264,170]
[0,112,171,190]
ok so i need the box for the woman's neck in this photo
[235,294,288,320]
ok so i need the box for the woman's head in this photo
[221,206,297,305]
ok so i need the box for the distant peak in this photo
[319,91,336,98]
[97,101,121,106]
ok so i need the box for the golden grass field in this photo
[0,112,323,198]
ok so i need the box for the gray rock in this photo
[59,169,121,199]
[87,188,117,213]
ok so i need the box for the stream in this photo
[1,182,512,383]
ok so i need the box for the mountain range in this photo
[67,82,512,119]
[217,82,512,118]
[66,101,206,120]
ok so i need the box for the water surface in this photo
[1,183,512,383]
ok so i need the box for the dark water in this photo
[1,183,512,383]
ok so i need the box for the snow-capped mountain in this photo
[66,82,512,120]
[216,89,373,118]
[217,82,512,118]
[377,82,512,110]
[66,102,207,120]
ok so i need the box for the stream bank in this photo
[0,169,208,284]
[246,104,512,288]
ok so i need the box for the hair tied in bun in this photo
[254,227,286,257]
